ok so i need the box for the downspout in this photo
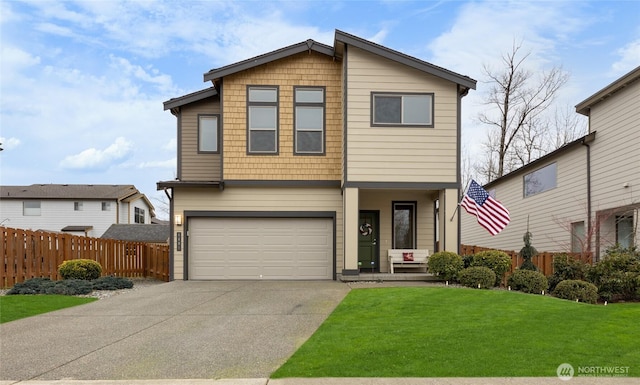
[581,131,596,260]
[163,187,174,281]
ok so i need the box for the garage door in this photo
[188,217,333,280]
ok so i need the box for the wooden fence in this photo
[1,226,170,288]
[460,244,592,277]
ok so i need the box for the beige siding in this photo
[589,82,640,210]
[346,47,459,183]
[172,186,343,279]
[359,190,435,272]
[222,51,342,180]
[180,98,222,181]
[462,147,590,253]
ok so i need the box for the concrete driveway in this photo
[0,280,350,381]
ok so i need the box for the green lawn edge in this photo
[272,287,639,378]
[0,295,98,323]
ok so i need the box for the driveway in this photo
[0,280,350,381]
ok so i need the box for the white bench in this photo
[388,249,429,274]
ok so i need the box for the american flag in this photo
[461,180,510,236]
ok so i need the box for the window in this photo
[393,202,416,249]
[135,207,145,224]
[372,93,433,126]
[74,202,83,211]
[294,87,325,154]
[102,202,111,211]
[247,86,278,153]
[23,201,41,216]
[571,221,585,253]
[616,215,634,248]
[524,162,557,197]
[198,115,219,153]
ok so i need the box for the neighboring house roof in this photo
[163,86,217,111]
[61,225,93,232]
[200,29,476,92]
[0,184,156,217]
[484,132,597,189]
[101,224,170,243]
[576,66,640,116]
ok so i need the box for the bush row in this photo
[7,276,134,295]
[427,245,640,304]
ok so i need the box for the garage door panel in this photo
[189,217,333,280]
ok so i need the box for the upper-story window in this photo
[135,207,145,224]
[102,202,111,211]
[198,114,219,153]
[294,87,325,154]
[23,201,41,216]
[247,86,278,154]
[74,202,83,211]
[524,162,557,197]
[371,92,434,127]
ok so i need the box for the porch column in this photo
[343,187,360,275]
[439,188,460,252]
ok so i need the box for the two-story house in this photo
[461,66,639,260]
[0,184,155,237]
[159,30,476,280]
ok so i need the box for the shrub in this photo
[548,254,589,292]
[92,276,134,290]
[519,232,538,271]
[553,280,598,304]
[7,278,93,295]
[467,250,512,286]
[507,269,548,294]
[427,251,464,281]
[458,267,496,289]
[59,259,102,280]
[587,245,640,302]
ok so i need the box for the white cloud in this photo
[162,138,177,151]
[138,158,176,169]
[610,39,640,76]
[0,137,21,150]
[59,137,133,170]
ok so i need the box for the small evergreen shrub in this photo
[7,278,93,295]
[507,269,548,294]
[92,276,134,290]
[468,250,512,286]
[553,280,598,304]
[519,231,538,271]
[59,259,102,280]
[7,278,55,295]
[548,254,589,292]
[427,251,464,281]
[458,267,496,289]
[587,245,640,302]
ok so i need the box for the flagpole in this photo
[449,179,473,222]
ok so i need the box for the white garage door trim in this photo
[185,212,335,280]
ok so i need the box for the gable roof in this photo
[163,87,217,111]
[333,29,476,91]
[101,224,169,243]
[576,66,640,116]
[203,39,334,83]
[200,29,476,91]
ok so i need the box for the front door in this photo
[358,211,380,272]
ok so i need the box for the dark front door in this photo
[358,211,380,272]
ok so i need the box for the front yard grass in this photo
[0,295,97,323]
[272,287,639,377]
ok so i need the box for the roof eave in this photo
[163,87,218,111]
[575,65,640,116]
[203,39,335,83]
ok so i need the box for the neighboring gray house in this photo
[0,184,156,237]
[462,66,640,260]
[102,224,169,245]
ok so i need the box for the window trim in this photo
[246,85,279,155]
[371,92,434,127]
[134,207,145,224]
[74,201,83,211]
[294,86,326,155]
[102,202,111,211]
[197,114,220,154]
[523,162,557,198]
[392,201,417,249]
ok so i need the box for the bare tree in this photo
[478,41,569,180]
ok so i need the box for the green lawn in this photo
[0,295,97,323]
[272,287,639,378]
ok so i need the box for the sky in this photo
[1,0,639,219]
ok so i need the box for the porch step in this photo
[339,272,442,282]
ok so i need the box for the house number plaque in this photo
[176,232,182,251]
